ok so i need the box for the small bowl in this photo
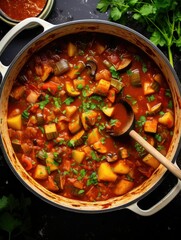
[0,0,54,27]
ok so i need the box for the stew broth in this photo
[7,33,174,201]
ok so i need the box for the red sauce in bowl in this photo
[0,0,47,21]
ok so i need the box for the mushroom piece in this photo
[106,152,118,162]
[85,60,97,77]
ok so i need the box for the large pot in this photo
[1,18,181,216]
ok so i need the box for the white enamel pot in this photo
[1,18,181,216]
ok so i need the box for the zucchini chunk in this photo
[44,123,58,140]
[65,81,80,97]
[142,153,160,169]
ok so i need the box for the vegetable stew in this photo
[7,33,174,201]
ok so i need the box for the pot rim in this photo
[1,19,181,214]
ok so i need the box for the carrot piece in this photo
[107,88,116,103]
[41,81,60,95]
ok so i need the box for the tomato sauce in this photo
[7,33,174,202]
[0,0,47,20]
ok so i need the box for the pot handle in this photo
[127,175,181,216]
[0,17,54,78]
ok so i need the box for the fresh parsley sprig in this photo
[97,0,181,67]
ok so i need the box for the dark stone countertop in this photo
[1,1,181,239]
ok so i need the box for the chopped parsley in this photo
[39,94,50,109]
[147,95,155,102]
[53,97,61,108]
[136,116,146,127]
[64,97,74,105]
[22,109,30,119]
[87,172,98,186]
[109,66,121,79]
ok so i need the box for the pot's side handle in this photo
[0,17,54,78]
[126,179,181,216]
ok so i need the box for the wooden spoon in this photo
[109,100,181,180]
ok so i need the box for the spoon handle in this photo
[129,130,181,180]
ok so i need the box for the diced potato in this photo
[65,105,77,118]
[98,162,117,182]
[93,141,107,153]
[102,106,115,117]
[94,79,110,96]
[81,110,98,130]
[44,123,58,140]
[68,42,77,57]
[114,179,134,195]
[142,153,160,169]
[144,118,158,133]
[68,113,81,134]
[7,114,22,130]
[87,128,101,145]
[46,155,59,172]
[67,61,85,79]
[112,160,131,174]
[158,111,174,128]
[143,82,155,95]
[72,150,85,164]
[34,164,48,180]
[65,81,80,97]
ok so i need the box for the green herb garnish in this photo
[39,94,50,109]
[97,0,181,66]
